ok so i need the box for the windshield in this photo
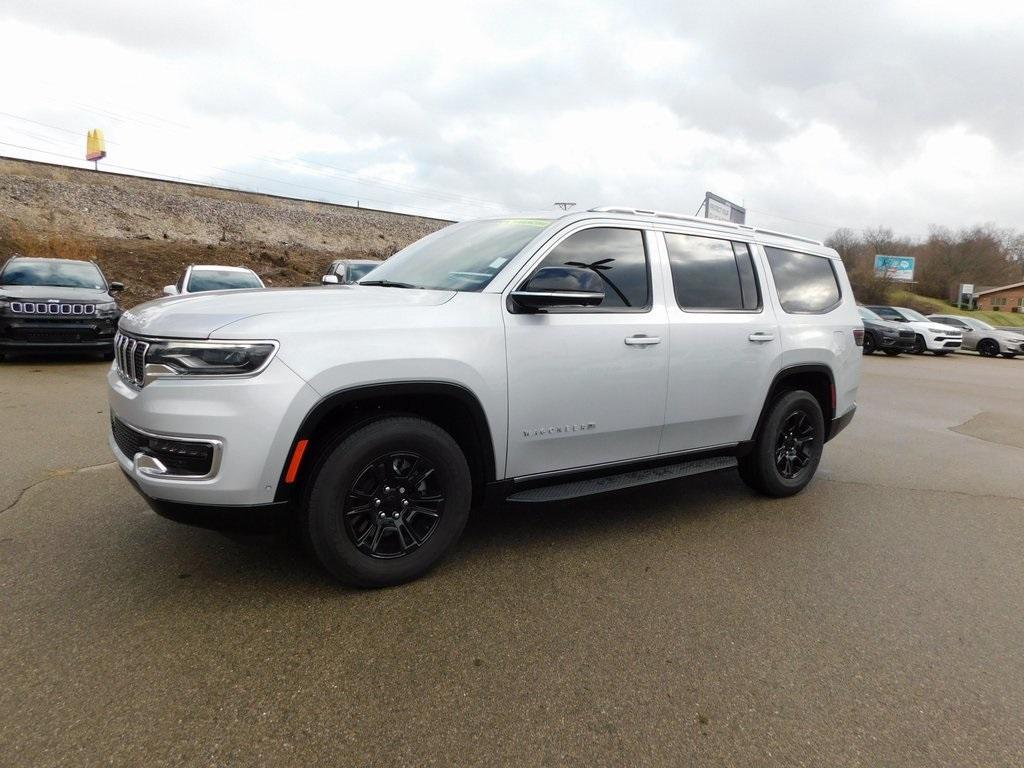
[347,263,378,281]
[897,308,928,322]
[858,306,882,321]
[359,218,551,291]
[964,317,994,330]
[0,260,105,289]
[187,269,263,292]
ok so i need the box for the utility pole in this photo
[554,202,576,211]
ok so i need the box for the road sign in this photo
[874,255,915,282]
[703,191,746,224]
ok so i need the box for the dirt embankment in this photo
[0,157,450,307]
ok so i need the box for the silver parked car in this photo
[928,314,1024,358]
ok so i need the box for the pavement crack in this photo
[822,476,1024,504]
[0,461,118,515]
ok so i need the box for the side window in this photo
[532,227,650,310]
[874,307,898,319]
[664,233,761,311]
[765,247,841,314]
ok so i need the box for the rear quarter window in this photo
[764,247,841,314]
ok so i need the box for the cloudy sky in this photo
[1,0,1022,240]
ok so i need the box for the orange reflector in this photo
[284,439,309,484]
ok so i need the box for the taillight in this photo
[853,328,865,347]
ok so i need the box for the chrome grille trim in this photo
[114,332,149,388]
[10,302,96,315]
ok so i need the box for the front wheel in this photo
[738,390,825,498]
[862,333,876,355]
[304,416,471,588]
[978,339,999,357]
[913,335,927,355]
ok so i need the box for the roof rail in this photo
[588,206,823,246]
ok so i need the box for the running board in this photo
[506,456,738,503]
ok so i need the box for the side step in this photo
[506,456,738,503]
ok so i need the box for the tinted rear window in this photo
[664,233,760,311]
[764,248,841,313]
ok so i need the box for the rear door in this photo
[657,231,782,453]
[503,225,670,477]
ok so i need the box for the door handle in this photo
[748,331,776,343]
[624,335,661,346]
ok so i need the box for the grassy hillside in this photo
[890,290,1024,327]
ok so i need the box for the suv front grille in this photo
[114,332,150,387]
[11,302,96,315]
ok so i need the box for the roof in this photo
[189,264,258,273]
[974,280,1024,297]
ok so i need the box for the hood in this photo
[0,285,113,302]
[863,316,905,332]
[119,285,456,339]
[996,328,1024,341]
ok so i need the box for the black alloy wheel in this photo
[862,333,876,355]
[913,335,927,354]
[978,339,1000,357]
[343,451,445,559]
[305,415,471,588]
[738,389,824,497]
[774,410,816,480]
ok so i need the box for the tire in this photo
[913,335,927,355]
[977,339,999,357]
[882,349,902,357]
[862,333,876,355]
[304,415,471,588]
[738,390,825,498]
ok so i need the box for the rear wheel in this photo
[978,339,999,357]
[862,333,876,355]
[304,416,471,588]
[738,390,825,498]
[913,335,927,354]
[882,349,902,356]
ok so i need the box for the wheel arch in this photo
[750,364,837,445]
[275,381,496,506]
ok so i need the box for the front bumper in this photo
[1000,340,1024,354]
[0,316,118,352]
[879,334,915,351]
[922,334,962,351]
[108,356,320,507]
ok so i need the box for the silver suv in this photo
[109,207,862,586]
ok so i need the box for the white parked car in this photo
[163,265,264,296]
[110,207,862,587]
[927,314,1024,358]
[865,306,962,355]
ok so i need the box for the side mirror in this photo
[321,274,340,285]
[511,266,605,311]
[109,281,124,292]
[162,285,177,296]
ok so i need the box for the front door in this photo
[504,226,670,478]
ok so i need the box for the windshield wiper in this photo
[359,280,420,289]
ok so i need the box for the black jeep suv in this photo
[0,256,123,360]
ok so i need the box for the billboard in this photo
[703,191,746,224]
[86,129,106,162]
[874,254,915,282]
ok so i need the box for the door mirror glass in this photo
[109,281,124,292]
[321,274,340,285]
[511,266,605,310]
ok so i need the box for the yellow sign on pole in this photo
[86,129,106,164]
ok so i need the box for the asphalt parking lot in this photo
[2,352,1023,767]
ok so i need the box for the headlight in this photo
[145,340,277,379]
[928,326,953,335]
[95,302,119,315]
